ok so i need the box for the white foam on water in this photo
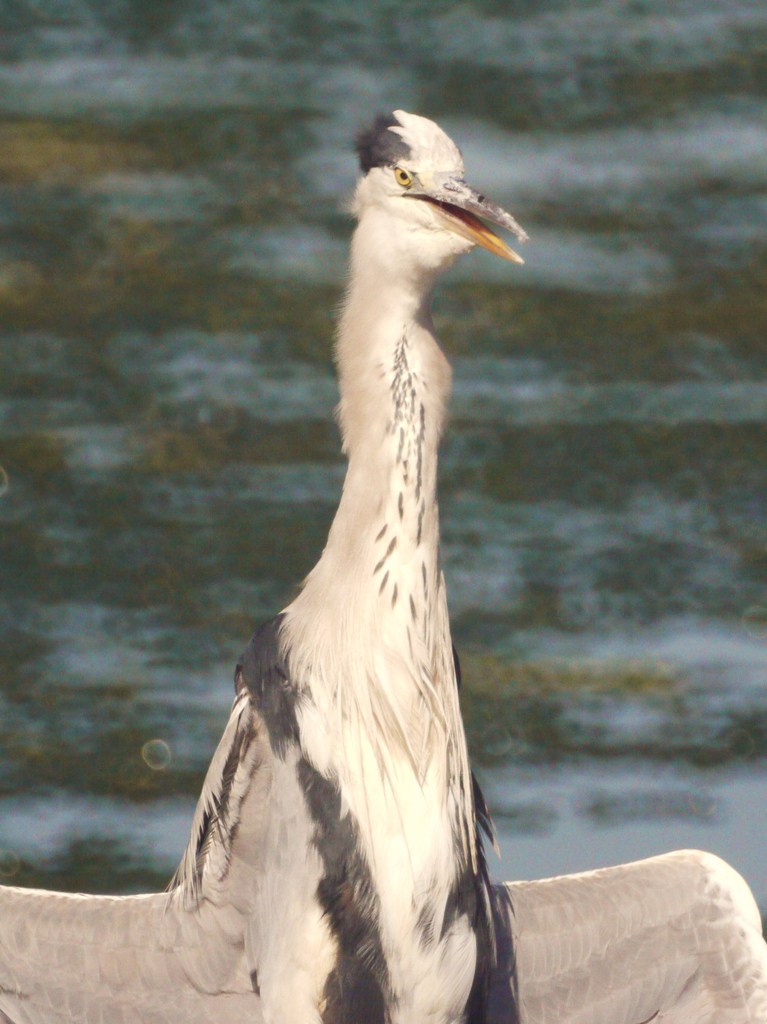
[58,425,134,472]
[89,172,225,223]
[218,463,345,505]
[24,602,222,697]
[109,330,336,420]
[0,397,96,434]
[449,229,671,293]
[428,0,766,74]
[457,108,767,206]
[0,794,194,867]
[215,224,347,283]
[581,619,767,677]
[451,371,767,425]
[32,602,166,688]
[0,55,307,115]
[496,618,767,704]
[443,487,746,626]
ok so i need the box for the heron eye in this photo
[394,167,413,188]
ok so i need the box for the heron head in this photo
[353,109,528,271]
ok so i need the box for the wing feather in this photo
[488,849,767,1024]
[170,691,265,902]
[0,691,274,1023]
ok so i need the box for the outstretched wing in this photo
[0,619,295,1024]
[0,690,271,1024]
[170,688,272,905]
[488,849,767,1024]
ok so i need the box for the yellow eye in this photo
[394,167,413,188]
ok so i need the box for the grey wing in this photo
[0,691,272,1024]
[488,849,767,1024]
[170,689,274,907]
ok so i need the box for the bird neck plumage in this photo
[283,213,478,870]
[330,216,452,588]
[286,209,455,691]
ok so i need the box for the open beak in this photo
[407,174,529,264]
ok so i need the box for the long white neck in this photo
[283,206,475,861]
[329,210,451,592]
[285,208,453,691]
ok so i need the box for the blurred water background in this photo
[0,0,766,916]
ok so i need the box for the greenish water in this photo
[1,0,766,912]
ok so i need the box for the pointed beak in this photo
[407,174,529,264]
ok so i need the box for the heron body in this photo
[1,110,767,1024]
[219,110,508,1023]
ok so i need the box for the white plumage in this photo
[1,110,765,1024]
[1,851,766,1022]
[494,850,767,1023]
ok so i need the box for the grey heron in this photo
[1,109,766,1024]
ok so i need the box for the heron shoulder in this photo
[235,614,302,758]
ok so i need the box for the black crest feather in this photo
[355,112,412,174]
